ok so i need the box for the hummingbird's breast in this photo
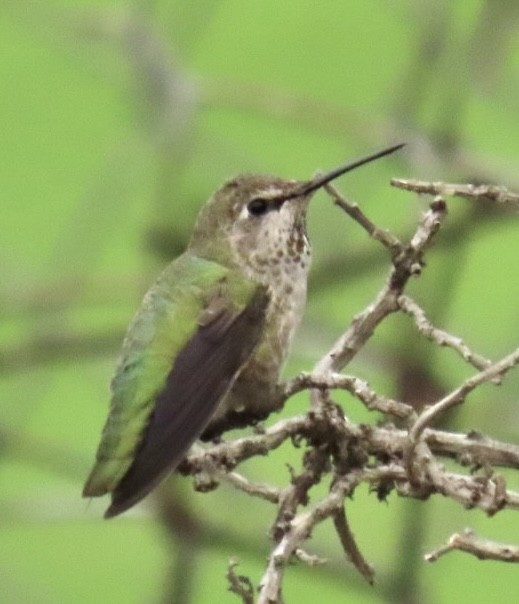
[208,222,311,431]
[239,222,311,380]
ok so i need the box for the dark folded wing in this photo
[105,288,268,517]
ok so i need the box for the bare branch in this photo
[183,415,310,473]
[294,548,327,566]
[333,506,375,585]
[400,442,519,514]
[258,473,363,604]
[398,295,493,373]
[391,178,519,207]
[425,529,519,563]
[280,372,415,419]
[312,198,447,382]
[220,471,281,504]
[227,560,255,604]
[409,347,519,443]
[323,182,403,253]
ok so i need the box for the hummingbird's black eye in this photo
[247,198,269,216]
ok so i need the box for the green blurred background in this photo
[2,0,519,602]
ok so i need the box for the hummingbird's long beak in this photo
[286,142,405,200]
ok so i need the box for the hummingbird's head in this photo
[190,174,314,282]
[228,175,314,281]
[189,143,405,281]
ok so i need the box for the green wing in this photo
[83,253,267,515]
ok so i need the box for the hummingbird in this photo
[83,143,404,518]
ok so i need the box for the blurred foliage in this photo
[2,0,519,602]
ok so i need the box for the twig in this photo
[398,295,493,373]
[183,416,311,473]
[391,178,519,207]
[323,182,403,253]
[333,506,375,585]
[425,529,519,563]
[400,442,517,514]
[227,560,255,604]
[409,347,519,443]
[294,548,327,566]
[280,372,415,419]
[308,197,448,413]
[220,471,281,504]
[312,198,447,382]
[258,473,364,604]
[271,445,330,543]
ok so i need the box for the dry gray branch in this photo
[227,560,255,604]
[184,421,519,478]
[310,197,447,387]
[280,372,414,419]
[397,294,493,373]
[425,529,519,563]
[293,548,327,566]
[409,347,519,444]
[258,472,364,603]
[323,182,403,253]
[333,506,375,585]
[391,178,519,207]
[220,471,281,504]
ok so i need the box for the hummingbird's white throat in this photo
[230,193,311,289]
